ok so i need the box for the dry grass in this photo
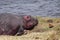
[0,16,60,40]
[0,31,58,40]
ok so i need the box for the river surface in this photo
[0,0,60,17]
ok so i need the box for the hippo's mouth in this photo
[24,25,35,30]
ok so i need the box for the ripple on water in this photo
[0,0,60,17]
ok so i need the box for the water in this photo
[0,0,60,17]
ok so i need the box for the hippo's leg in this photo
[16,26,24,36]
[0,28,3,35]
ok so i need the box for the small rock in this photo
[35,37,39,39]
[49,23,54,28]
[57,21,60,23]
[47,19,53,23]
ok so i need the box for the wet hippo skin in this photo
[0,13,38,36]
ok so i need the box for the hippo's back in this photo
[0,13,23,35]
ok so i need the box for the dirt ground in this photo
[0,16,60,40]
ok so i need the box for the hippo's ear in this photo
[23,15,31,21]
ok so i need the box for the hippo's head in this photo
[23,15,38,30]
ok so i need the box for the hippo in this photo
[0,13,38,36]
